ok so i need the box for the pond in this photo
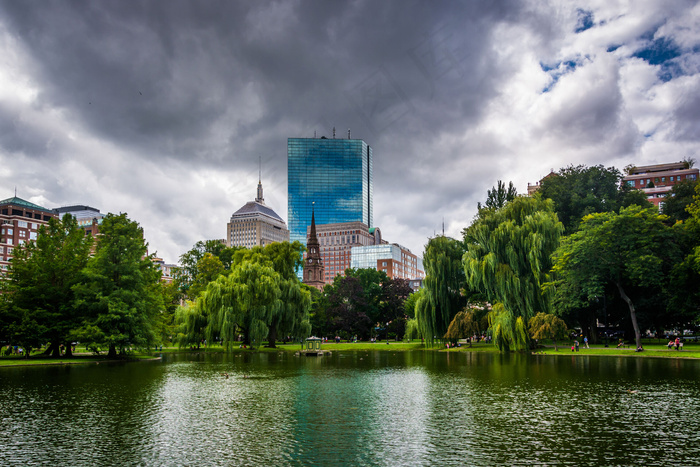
[1,351,699,466]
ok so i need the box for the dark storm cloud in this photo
[1,0,698,262]
[0,0,519,169]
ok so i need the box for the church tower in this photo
[303,204,325,290]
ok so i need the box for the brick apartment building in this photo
[0,196,58,275]
[623,161,699,210]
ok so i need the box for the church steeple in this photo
[303,202,324,290]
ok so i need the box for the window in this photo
[670,176,675,181]
[690,174,697,181]
[661,177,665,182]
[17,221,27,228]
[626,180,635,187]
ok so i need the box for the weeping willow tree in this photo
[174,300,209,348]
[232,242,311,347]
[404,318,421,342]
[415,236,467,346]
[200,260,282,349]
[463,196,563,351]
[528,312,568,351]
[444,308,485,346]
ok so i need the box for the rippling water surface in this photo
[1,351,699,466]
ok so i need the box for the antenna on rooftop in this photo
[314,130,317,138]
[442,218,445,236]
[348,128,351,139]
[333,127,336,139]
[259,156,262,181]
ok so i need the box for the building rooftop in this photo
[0,196,54,213]
[232,201,284,222]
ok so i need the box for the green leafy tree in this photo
[74,213,164,357]
[667,183,700,324]
[174,240,241,296]
[662,179,698,223]
[477,180,518,214]
[187,253,225,298]
[550,205,679,349]
[200,260,281,349]
[3,214,92,357]
[464,196,563,351]
[444,308,485,346]
[192,242,311,349]
[231,242,310,347]
[403,288,423,319]
[528,312,568,350]
[174,300,208,348]
[539,164,650,234]
[415,236,467,346]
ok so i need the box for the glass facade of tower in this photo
[288,137,373,246]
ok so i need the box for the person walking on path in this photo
[574,340,580,352]
[584,336,589,348]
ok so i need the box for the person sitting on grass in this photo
[668,340,674,349]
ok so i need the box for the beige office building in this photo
[227,181,289,248]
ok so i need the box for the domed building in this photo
[226,180,289,248]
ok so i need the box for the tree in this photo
[415,236,467,346]
[174,240,241,297]
[231,242,310,347]
[4,214,92,357]
[74,213,163,357]
[662,179,698,223]
[326,275,373,339]
[477,180,518,213]
[187,253,225,298]
[538,164,650,234]
[528,312,568,350]
[549,205,680,350]
[200,260,281,349]
[444,308,485,346]
[667,183,700,325]
[193,242,311,349]
[463,196,563,351]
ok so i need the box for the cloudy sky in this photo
[1,1,698,263]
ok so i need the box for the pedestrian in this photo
[584,336,589,348]
[574,340,579,352]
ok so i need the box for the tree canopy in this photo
[549,205,680,349]
[74,213,164,357]
[463,196,563,351]
[414,236,467,346]
[538,164,650,234]
[2,214,92,357]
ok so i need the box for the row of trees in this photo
[0,214,176,357]
[173,239,416,347]
[414,164,700,351]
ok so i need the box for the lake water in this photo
[1,351,699,466]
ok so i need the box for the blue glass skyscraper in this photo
[288,137,373,247]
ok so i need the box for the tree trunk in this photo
[107,344,117,358]
[265,323,278,348]
[615,280,642,350]
[64,342,73,358]
[44,342,60,357]
[553,339,558,351]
